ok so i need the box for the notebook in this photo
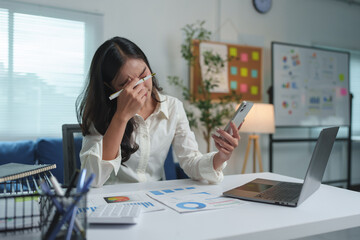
[223,126,339,207]
[0,163,56,183]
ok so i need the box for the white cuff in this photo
[103,147,122,176]
[198,152,225,184]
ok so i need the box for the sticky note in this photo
[230,66,237,75]
[251,86,258,95]
[240,84,248,93]
[340,88,347,96]
[229,47,237,57]
[241,53,248,62]
[240,68,248,77]
[339,74,344,82]
[252,51,259,61]
[230,81,237,90]
[251,69,258,78]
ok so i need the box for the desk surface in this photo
[87,172,360,240]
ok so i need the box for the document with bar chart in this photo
[87,191,165,213]
[147,186,247,213]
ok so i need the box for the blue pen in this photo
[40,181,82,239]
[40,181,64,211]
[80,173,95,193]
[49,175,84,235]
[48,191,86,240]
[48,173,94,240]
[76,169,87,193]
[40,181,66,239]
[65,208,77,240]
[49,206,78,240]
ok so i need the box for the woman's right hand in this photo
[114,77,147,122]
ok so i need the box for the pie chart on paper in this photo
[176,202,206,210]
[105,196,130,203]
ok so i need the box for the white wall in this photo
[13,0,360,184]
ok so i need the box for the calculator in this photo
[88,204,142,224]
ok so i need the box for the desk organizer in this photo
[40,190,87,240]
[0,175,49,234]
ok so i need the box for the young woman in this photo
[76,37,241,187]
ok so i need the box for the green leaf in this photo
[171,20,243,152]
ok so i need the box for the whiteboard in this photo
[272,42,350,127]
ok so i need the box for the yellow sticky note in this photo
[251,86,258,95]
[240,68,248,77]
[252,51,259,61]
[339,74,344,82]
[229,47,237,57]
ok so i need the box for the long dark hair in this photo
[76,37,162,163]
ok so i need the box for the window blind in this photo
[0,2,102,140]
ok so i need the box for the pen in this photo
[40,180,77,239]
[80,173,95,193]
[40,181,63,211]
[76,169,87,193]
[65,170,80,197]
[48,195,83,240]
[109,73,156,100]
[49,175,85,236]
[66,208,77,240]
[48,174,94,240]
[49,175,64,196]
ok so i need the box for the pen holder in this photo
[40,192,87,240]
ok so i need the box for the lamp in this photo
[239,103,275,173]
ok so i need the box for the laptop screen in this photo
[297,127,339,205]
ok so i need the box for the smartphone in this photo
[223,101,254,135]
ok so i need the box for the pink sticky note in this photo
[241,53,248,62]
[240,84,248,93]
[340,88,348,96]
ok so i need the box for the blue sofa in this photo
[0,138,75,184]
[0,139,187,184]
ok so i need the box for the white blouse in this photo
[80,93,226,187]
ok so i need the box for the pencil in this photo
[109,73,156,100]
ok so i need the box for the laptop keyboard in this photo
[255,182,302,202]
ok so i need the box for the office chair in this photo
[62,124,187,186]
[62,124,83,186]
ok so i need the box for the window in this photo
[0,2,102,140]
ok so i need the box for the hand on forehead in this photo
[113,59,148,87]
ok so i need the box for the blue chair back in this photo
[164,145,188,180]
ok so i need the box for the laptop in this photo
[223,126,339,207]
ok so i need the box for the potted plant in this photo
[168,21,241,152]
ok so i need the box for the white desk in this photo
[87,172,360,240]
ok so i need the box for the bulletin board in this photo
[272,42,350,127]
[190,40,263,101]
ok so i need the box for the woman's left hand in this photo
[212,122,241,170]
